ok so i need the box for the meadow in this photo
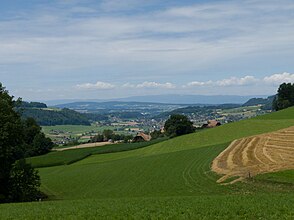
[1,194,294,219]
[26,138,167,168]
[42,124,114,135]
[220,105,261,113]
[1,107,294,219]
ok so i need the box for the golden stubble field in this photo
[212,125,294,184]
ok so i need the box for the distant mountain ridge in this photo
[43,94,268,106]
[114,94,268,105]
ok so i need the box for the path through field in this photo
[212,125,294,184]
[54,142,112,151]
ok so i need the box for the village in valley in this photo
[43,102,269,146]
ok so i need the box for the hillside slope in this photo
[38,107,294,200]
[1,107,294,219]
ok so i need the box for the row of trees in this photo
[90,129,133,143]
[19,101,47,108]
[0,83,54,203]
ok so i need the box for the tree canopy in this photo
[19,101,47,108]
[0,83,52,203]
[0,83,25,201]
[164,114,195,137]
[273,83,294,111]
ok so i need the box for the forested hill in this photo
[242,95,275,110]
[19,101,48,108]
[20,107,91,126]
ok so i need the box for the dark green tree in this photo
[103,129,114,140]
[0,83,25,202]
[164,114,195,137]
[21,117,54,157]
[150,130,164,140]
[8,159,40,202]
[273,83,294,111]
[32,133,54,156]
[90,134,104,143]
[0,83,45,203]
[23,117,42,145]
[123,135,133,143]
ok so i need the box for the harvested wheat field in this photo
[212,125,294,184]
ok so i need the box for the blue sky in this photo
[1,0,294,101]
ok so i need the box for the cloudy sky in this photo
[1,0,294,101]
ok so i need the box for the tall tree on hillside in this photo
[0,83,44,202]
[164,114,195,137]
[0,83,25,201]
[273,83,294,111]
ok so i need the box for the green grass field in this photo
[1,194,294,220]
[26,138,167,168]
[221,105,261,113]
[42,124,115,136]
[1,107,294,219]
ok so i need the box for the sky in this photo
[1,0,294,101]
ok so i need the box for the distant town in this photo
[20,97,272,146]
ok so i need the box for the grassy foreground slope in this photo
[1,194,294,219]
[1,107,294,219]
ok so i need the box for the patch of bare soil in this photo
[53,142,113,151]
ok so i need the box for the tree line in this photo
[20,108,91,126]
[19,101,48,108]
[90,129,134,143]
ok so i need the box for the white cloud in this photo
[122,83,136,88]
[216,76,258,86]
[122,81,176,89]
[186,76,258,87]
[136,81,176,89]
[62,73,294,93]
[76,81,115,90]
[186,80,213,87]
[78,81,176,90]
[263,72,294,85]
